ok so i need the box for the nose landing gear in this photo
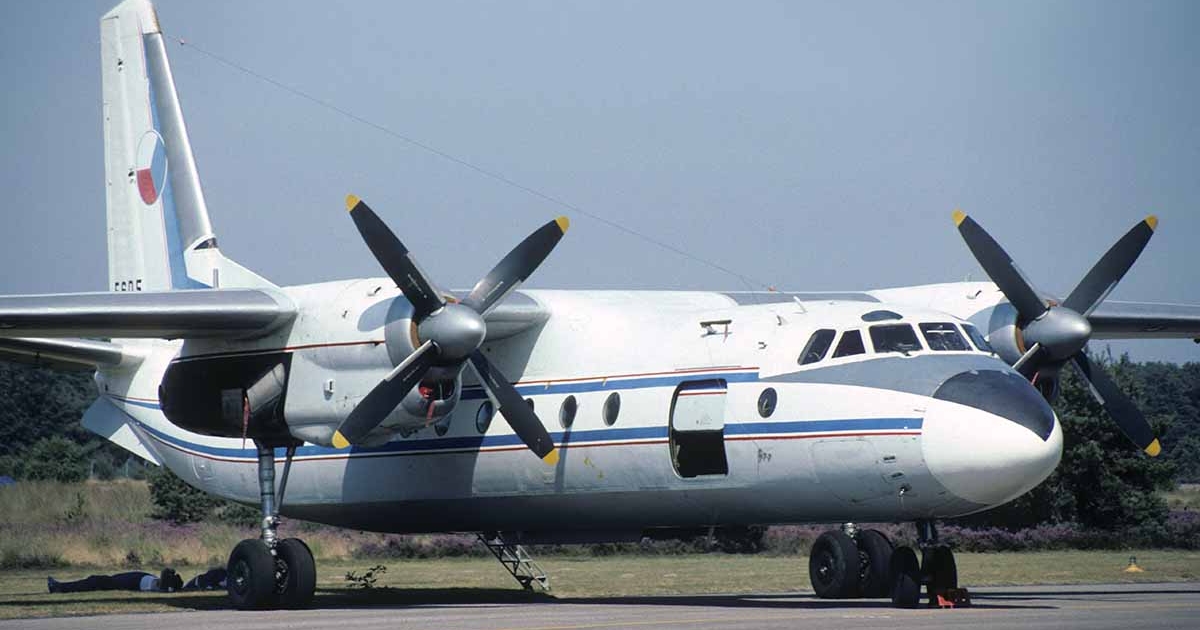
[887,520,958,608]
[227,442,317,610]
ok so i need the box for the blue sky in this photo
[1,0,1197,362]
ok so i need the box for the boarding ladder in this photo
[477,533,550,591]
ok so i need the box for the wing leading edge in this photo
[1087,300,1200,340]
[0,289,296,340]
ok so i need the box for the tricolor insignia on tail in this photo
[135,130,167,206]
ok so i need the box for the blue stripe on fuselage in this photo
[461,371,756,400]
[131,415,922,462]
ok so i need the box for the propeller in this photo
[952,210,1161,457]
[331,194,567,465]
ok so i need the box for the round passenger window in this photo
[525,398,535,411]
[559,395,578,429]
[757,388,777,418]
[602,392,621,426]
[475,400,494,434]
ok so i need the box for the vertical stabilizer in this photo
[100,0,273,291]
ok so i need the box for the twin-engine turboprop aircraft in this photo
[3,0,1199,610]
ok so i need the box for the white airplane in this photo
[3,0,1198,611]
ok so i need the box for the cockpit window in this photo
[919,322,969,351]
[870,324,922,355]
[798,329,836,365]
[962,323,994,353]
[832,330,866,358]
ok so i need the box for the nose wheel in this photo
[226,442,316,610]
[888,520,958,608]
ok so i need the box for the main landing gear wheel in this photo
[274,538,316,609]
[225,441,316,610]
[889,546,921,608]
[923,545,958,606]
[809,530,861,599]
[227,539,276,610]
[856,529,893,598]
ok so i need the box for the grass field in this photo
[2,480,1198,619]
[1,550,1197,620]
[1165,484,1200,510]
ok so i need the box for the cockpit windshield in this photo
[796,319,992,367]
[798,329,836,365]
[919,322,969,351]
[962,323,994,353]
[869,324,922,355]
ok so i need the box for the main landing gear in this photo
[226,442,316,610]
[808,521,957,609]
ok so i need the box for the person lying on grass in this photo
[46,567,229,594]
[47,568,183,593]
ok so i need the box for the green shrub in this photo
[23,436,88,482]
[147,466,220,523]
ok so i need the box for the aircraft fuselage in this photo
[96,283,1062,538]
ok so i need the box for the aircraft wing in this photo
[1087,300,1200,340]
[0,337,133,371]
[0,289,295,340]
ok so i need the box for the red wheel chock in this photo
[934,588,972,608]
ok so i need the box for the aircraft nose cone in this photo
[922,381,1063,507]
[932,369,1056,440]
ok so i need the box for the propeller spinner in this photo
[331,195,567,465]
[952,210,1161,457]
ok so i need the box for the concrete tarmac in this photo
[4,582,1197,630]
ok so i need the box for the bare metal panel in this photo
[481,291,549,340]
[0,289,295,339]
[1088,300,1200,339]
[721,291,880,305]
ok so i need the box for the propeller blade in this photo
[1070,351,1161,457]
[468,350,558,464]
[1063,216,1157,316]
[461,217,570,316]
[953,210,1048,321]
[346,195,445,321]
[332,340,438,448]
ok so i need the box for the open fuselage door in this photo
[669,379,729,477]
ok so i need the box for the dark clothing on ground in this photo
[183,568,228,590]
[51,572,156,593]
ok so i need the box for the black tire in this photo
[923,546,958,606]
[889,546,920,608]
[227,539,277,610]
[275,538,316,609]
[856,529,893,598]
[809,530,861,599]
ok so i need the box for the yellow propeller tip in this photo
[1144,438,1161,457]
[1145,215,1158,231]
[555,216,570,233]
[952,209,967,226]
[542,448,560,466]
[345,194,361,212]
[331,431,350,449]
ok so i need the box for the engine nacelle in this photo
[984,302,1027,366]
[380,368,462,437]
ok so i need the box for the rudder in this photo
[100,0,273,292]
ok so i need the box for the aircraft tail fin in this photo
[100,0,272,292]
